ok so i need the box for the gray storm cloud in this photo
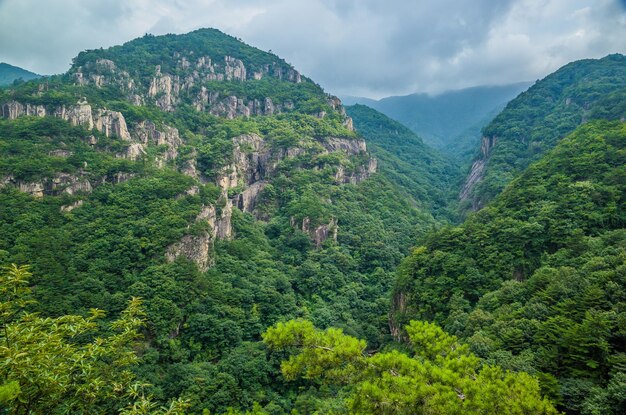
[0,0,624,97]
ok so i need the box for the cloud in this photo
[0,0,624,97]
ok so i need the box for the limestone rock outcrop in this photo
[459,135,498,205]
[133,121,182,163]
[1,98,133,142]
[310,218,338,248]
[120,143,146,161]
[165,199,233,271]
[166,233,213,272]
[1,173,93,198]
[324,137,367,154]
[93,109,131,140]
[333,157,378,185]
[149,66,178,111]
[18,181,45,198]
[216,133,270,191]
[233,181,267,213]
[292,216,338,248]
[1,101,46,119]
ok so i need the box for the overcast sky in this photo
[1,0,625,98]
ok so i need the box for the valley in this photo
[0,26,624,415]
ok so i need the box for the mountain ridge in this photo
[0,62,41,86]
[342,81,532,160]
[460,53,626,210]
[0,28,450,414]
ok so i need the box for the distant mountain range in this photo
[0,62,41,86]
[342,82,532,160]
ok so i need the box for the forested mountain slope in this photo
[461,54,626,210]
[346,104,460,218]
[392,120,626,414]
[0,29,446,414]
[343,82,531,160]
[0,62,40,86]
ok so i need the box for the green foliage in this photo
[0,116,140,182]
[468,53,626,208]
[71,29,294,85]
[393,120,626,413]
[264,319,559,414]
[0,264,187,414]
[0,58,436,415]
[346,104,460,219]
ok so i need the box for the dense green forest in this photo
[393,120,626,414]
[0,29,441,414]
[345,104,459,219]
[462,54,626,209]
[1,28,625,415]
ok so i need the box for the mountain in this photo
[392,119,626,414]
[461,54,626,210]
[0,28,448,414]
[343,82,532,160]
[2,27,618,415]
[346,104,460,218]
[0,62,40,86]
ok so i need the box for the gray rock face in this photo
[224,56,246,81]
[333,158,377,185]
[1,101,47,119]
[233,181,267,213]
[54,100,94,130]
[73,59,138,100]
[217,133,270,191]
[311,218,338,248]
[48,149,73,158]
[215,199,233,239]
[1,173,93,198]
[145,56,289,115]
[324,137,367,154]
[459,135,497,206]
[320,137,377,184]
[109,172,135,184]
[1,98,133,143]
[51,173,93,195]
[343,116,354,132]
[181,150,199,179]
[202,95,281,119]
[93,109,131,140]
[96,59,116,71]
[264,98,275,116]
[208,95,250,119]
[18,181,45,198]
[120,143,146,161]
[166,233,213,272]
[149,68,177,111]
[287,69,302,83]
[133,121,182,163]
[165,199,233,271]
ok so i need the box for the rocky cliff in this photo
[165,131,376,268]
[71,50,305,117]
[458,135,496,207]
[0,28,374,272]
